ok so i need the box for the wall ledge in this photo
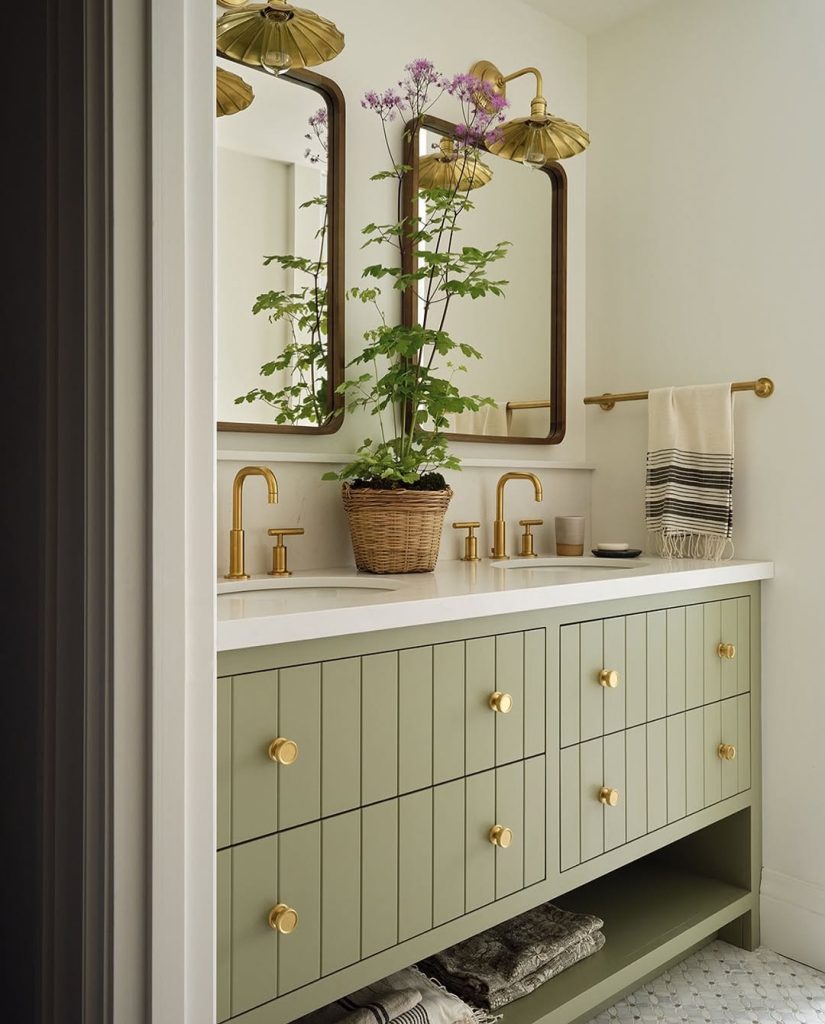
[216,449,595,471]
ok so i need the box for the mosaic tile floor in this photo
[587,941,825,1023]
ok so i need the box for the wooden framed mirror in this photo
[402,114,567,444]
[216,61,345,435]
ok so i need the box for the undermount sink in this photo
[217,576,401,616]
[493,557,649,572]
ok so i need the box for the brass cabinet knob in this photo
[489,691,513,714]
[268,903,299,934]
[718,743,737,761]
[489,824,513,848]
[599,669,620,689]
[268,737,299,765]
[598,786,620,807]
[453,521,481,562]
[717,642,736,660]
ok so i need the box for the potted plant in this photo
[324,59,511,573]
[234,108,334,427]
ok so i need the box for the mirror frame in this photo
[216,64,346,435]
[401,114,567,445]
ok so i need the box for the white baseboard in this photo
[761,867,825,972]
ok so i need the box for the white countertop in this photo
[216,556,774,651]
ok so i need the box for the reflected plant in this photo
[325,59,512,487]
[235,108,334,427]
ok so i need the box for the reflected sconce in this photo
[469,60,589,167]
[419,137,493,191]
[216,0,345,76]
[216,66,255,117]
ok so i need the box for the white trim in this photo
[761,868,825,972]
[216,448,596,470]
[150,0,216,1019]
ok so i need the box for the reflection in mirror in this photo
[216,59,344,434]
[404,115,566,444]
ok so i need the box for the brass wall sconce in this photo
[216,66,255,117]
[419,137,493,191]
[216,0,345,75]
[469,60,589,166]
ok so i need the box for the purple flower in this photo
[308,107,328,127]
[305,107,329,163]
[447,73,508,149]
[361,87,407,121]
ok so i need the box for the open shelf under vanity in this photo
[503,859,749,1024]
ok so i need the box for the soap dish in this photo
[591,548,642,559]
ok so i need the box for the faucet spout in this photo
[491,472,543,560]
[226,466,279,580]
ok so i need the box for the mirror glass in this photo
[216,59,344,434]
[406,116,566,443]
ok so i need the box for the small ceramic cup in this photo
[555,516,585,556]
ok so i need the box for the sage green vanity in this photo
[216,579,762,1024]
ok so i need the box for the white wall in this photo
[587,0,825,969]
[216,0,593,569]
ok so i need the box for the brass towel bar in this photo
[584,377,775,412]
[505,400,551,411]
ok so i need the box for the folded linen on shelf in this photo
[419,903,605,1010]
[296,966,482,1024]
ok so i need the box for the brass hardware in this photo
[489,691,513,714]
[489,825,513,848]
[506,400,551,411]
[469,61,589,166]
[599,669,620,689]
[216,66,255,118]
[217,0,250,7]
[518,519,543,557]
[419,137,493,192]
[267,737,299,765]
[453,522,481,562]
[718,743,737,761]
[216,1,345,72]
[268,903,299,934]
[490,472,543,560]
[717,642,737,660]
[225,466,279,580]
[598,787,620,807]
[267,527,305,577]
[584,378,775,411]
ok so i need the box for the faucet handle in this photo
[518,519,543,558]
[267,528,305,577]
[452,522,481,562]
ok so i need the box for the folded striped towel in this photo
[296,966,485,1024]
[645,383,734,560]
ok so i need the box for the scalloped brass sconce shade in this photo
[419,137,493,191]
[216,0,345,73]
[469,60,589,166]
[216,66,255,117]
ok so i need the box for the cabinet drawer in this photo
[218,630,546,847]
[560,598,749,748]
[219,758,546,1020]
[559,695,749,871]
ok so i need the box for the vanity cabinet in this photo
[216,582,762,1024]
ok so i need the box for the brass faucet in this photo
[225,466,279,580]
[491,472,543,559]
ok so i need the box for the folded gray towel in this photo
[419,903,605,1010]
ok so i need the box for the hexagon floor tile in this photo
[586,941,825,1023]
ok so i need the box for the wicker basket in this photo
[341,484,453,574]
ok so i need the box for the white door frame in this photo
[149,0,216,1019]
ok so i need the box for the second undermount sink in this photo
[493,557,649,572]
[217,576,402,616]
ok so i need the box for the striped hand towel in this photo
[645,384,734,560]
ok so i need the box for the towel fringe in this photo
[408,966,500,1024]
[648,530,733,562]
